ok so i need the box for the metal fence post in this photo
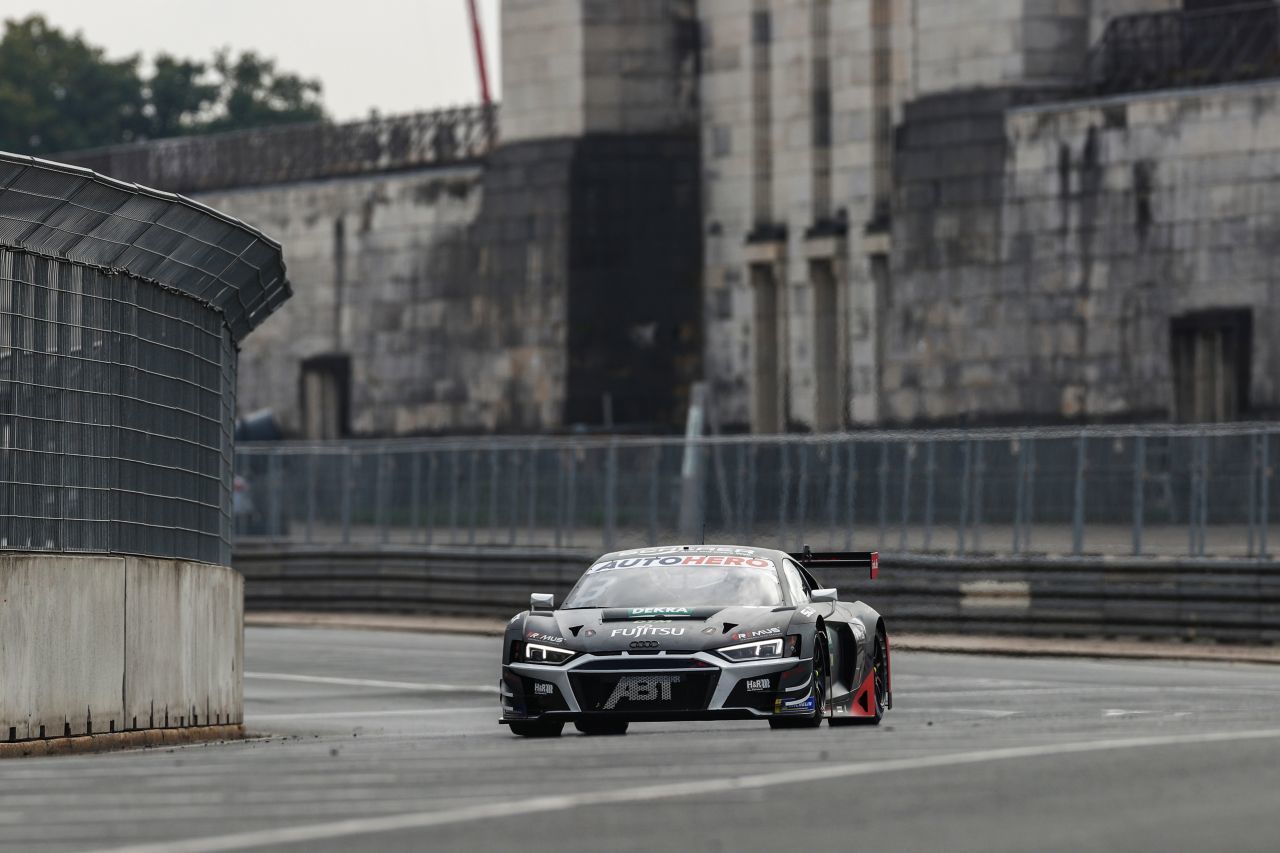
[409,451,421,545]
[1072,434,1086,555]
[777,441,790,543]
[746,443,758,543]
[1025,438,1036,553]
[305,452,316,544]
[1248,433,1259,557]
[1198,433,1209,557]
[555,449,566,548]
[425,452,437,546]
[604,439,618,551]
[736,443,748,540]
[972,440,986,553]
[826,441,841,549]
[526,446,538,546]
[898,442,913,551]
[268,451,282,539]
[1013,438,1026,554]
[923,440,935,552]
[1132,435,1145,556]
[487,448,499,545]
[877,441,889,550]
[468,449,479,547]
[958,440,972,555]
[565,448,578,548]
[796,442,809,545]
[844,439,857,550]
[1262,433,1271,559]
[508,449,520,546]
[448,451,459,544]
[376,450,389,544]
[340,448,352,545]
[648,444,661,545]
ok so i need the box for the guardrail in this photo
[234,545,1280,644]
[236,423,1280,560]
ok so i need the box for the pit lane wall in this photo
[234,545,1280,645]
[0,555,243,741]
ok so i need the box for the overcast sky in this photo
[9,0,502,121]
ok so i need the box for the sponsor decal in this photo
[584,629,596,637]
[589,555,776,573]
[775,694,816,713]
[526,631,565,644]
[851,622,866,641]
[628,607,693,618]
[610,626,687,638]
[602,675,682,709]
[800,607,816,618]
[609,546,759,558]
[745,677,771,693]
[533,682,554,696]
[730,626,782,641]
[629,640,660,649]
[701,626,718,634]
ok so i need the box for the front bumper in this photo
[500,650,816,723]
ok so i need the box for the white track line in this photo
[244,672,498,694]
[82,726,1280,853]
[248,707,492,721]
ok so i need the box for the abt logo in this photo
[602,675,682,709]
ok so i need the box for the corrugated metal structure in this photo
[0,152,291,565]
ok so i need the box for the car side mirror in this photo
[811,588,838,603]
[530,593,555,612]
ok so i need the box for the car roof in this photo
[593,544,791,564]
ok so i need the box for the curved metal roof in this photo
[0,151,290,342]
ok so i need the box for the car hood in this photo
[523,605,797,654]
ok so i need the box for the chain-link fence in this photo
[0,152,290,565]
[235,423,1280,559]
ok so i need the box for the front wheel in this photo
[509,720,564,738]
[575,719,628,736]
[769,639,829,730]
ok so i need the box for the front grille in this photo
[570,671,718,713]
[575,657,713,671]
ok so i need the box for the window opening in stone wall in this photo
[751,263,781,433]
[811,259,840,432]
[300,353,351,439]
[1171,309,1251,422]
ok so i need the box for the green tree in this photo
[146,54,218,139]
[0,15,145,154]
[0,15,326,155]
[205,49,325,133]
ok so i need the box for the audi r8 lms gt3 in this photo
[499,545,891,737]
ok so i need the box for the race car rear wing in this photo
[789,545,879,580]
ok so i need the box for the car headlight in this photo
[518,641,576,665]
[717,637,785,662]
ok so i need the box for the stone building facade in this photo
[60,0,1280,435]
[702,0,1280,430]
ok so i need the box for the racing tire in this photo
[848,631,889,726]
[509,720,564,738]
[574,720,629,736]
[768,638,829,730]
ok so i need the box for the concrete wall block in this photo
[0,555,126,739]
[123,560,244,729]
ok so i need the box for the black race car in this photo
[499,544,891,737]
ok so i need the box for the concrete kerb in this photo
[244,612,1280,665]
[0,725,245,759]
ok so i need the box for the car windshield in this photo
[561,554,785,608]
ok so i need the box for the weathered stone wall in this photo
[886,79,1280,424]
[196,167,501,435]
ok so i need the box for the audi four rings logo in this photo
[629,640,660,649]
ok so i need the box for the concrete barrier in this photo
[1,555,243,745]
[234,544,1280,645]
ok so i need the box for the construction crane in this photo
[466,0,493,106]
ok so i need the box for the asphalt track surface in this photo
[3,629,1280,853]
